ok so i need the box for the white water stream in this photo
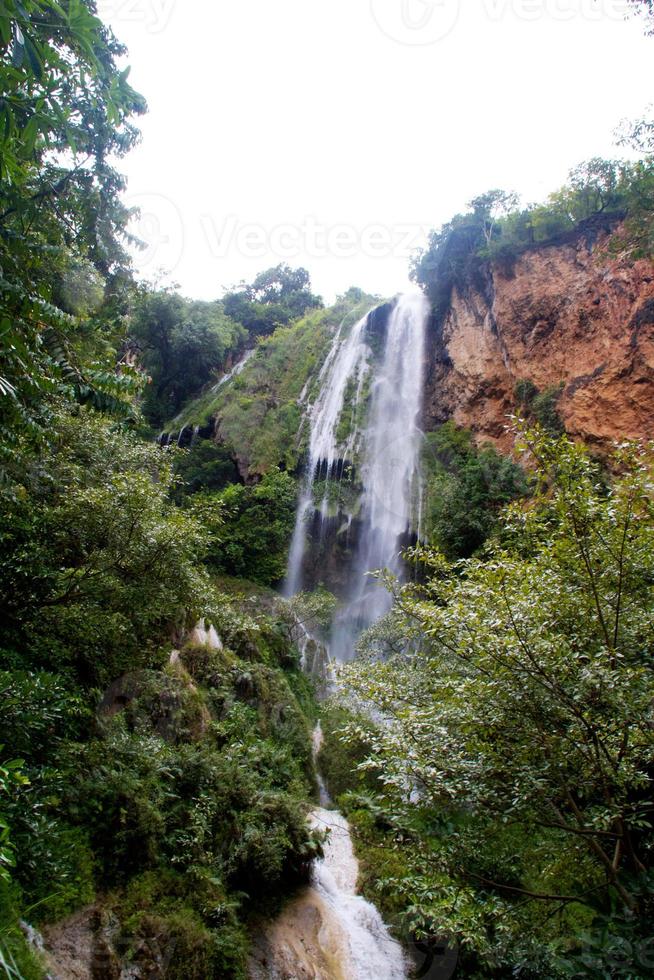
[253,295,427,979]
[284,310,371,598]
[331,293,427,659]
[211,346,256,391]
[285,292,428,659]
[249,724,407,980]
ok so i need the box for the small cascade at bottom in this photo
[248,724,406,980]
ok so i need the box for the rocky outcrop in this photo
[423,226,654,452]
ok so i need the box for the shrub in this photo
[208,470,298,585]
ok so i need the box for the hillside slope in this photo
[167,290,382,480]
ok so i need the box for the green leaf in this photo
[23,32,43,81]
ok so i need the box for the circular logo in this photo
[391,918,459,980]
[370,0,461,46]
[125,191,185,277]
[408,936,459,979]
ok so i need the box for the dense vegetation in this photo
[129,265,324,431]
[0,0,146,459]
[421,422,528,559]
[0,5,324,976]
[329,428,654,978]
[223,265,323,338]
[169,288,380,476]
[412,155,654,318]
[129,290,247,428]
[208,470,298,586]
[0,401,324,975]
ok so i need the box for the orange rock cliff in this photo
[422,224,654,452]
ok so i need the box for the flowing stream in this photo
[248,725,407,980]
[253,295,428,979]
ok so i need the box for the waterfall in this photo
[249,724,407,980]
[331,293,427,660]
[285,293,428,661]
[284,310,372,598]
[308,807,406,980]
[211,346,256,391]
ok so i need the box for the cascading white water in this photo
[284,311,372,597]
[249,725,407,980]
[330,293,428,660]
[285,294,427,629]
[308,807,406,980]
[211,346,256,391]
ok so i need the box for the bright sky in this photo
[101,0,652,304]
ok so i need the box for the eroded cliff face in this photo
[423,227,654,452]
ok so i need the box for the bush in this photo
[422,422,528,559]
[174,439,240,499]
[208,470,298,585]
[109,870,250,980]
[319,705,382,800]
[0,406,219,688]
[515,379,565,435]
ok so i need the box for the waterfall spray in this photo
[284,310,372,597]
[285,293,428,660]
[331,292,427,660]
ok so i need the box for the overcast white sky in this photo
[101,0,652,303]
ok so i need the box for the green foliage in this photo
[223,264,322,338]
[68,632,320,901]
[319,706,382,800]
[107,869,250,980]
[173,439,240,500]
[129,290,247,427]
[0,405,218,687]
[342,428,654,973]
[0,583,320,956]
[171,290,380,475]
[412,156,654,312]
[0,882,44,980]
[0,0,147,453]
[515,379,565,435]
[422,422,528,559]
[209,470,298,586]
[276,587,338,648]
[0,752,27,886]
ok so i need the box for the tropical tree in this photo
[128,290,247,426]
[343,427,654,971]
[0,0,146,453]
[223,264,322,337]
